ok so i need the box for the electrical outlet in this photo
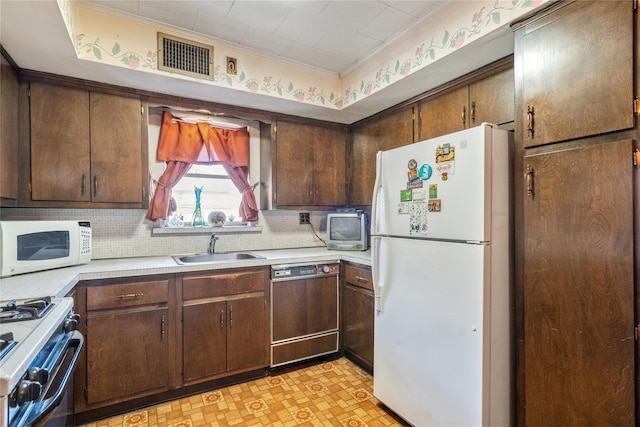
[299,212,310,224]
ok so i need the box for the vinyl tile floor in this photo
[80,357,410,427]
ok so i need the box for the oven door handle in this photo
[17,331,83,427]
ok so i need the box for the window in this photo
[171,164,243,224]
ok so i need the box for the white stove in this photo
[0,297,82,427]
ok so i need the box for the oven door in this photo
[9,331,83,427]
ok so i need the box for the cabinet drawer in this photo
[183,269,266,300]
[87,280,169,310]
[344,265,373,290]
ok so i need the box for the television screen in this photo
[330,217,362,241]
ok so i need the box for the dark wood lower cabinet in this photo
[342,264,374,372]
[343,284,374,371]
[522,140,635,425]
[75,268,269,421]
[183,301,227,381]
[183,295,267,382]
[76,276,174,411]
[86,307,170,405]
[181,268,269,385]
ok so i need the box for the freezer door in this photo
[372,124,509,242]
[373,236,498,426]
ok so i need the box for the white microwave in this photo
[0,220,92,277]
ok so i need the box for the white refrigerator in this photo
[371,123,511,426]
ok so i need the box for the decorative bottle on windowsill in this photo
[191,186,204,227]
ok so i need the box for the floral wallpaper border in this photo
[61,0,544,111]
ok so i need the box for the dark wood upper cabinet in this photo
[419,66,514,141]
[1,54,19,202]
[517,1,633,147]
[28,81,147,207]
[30,82,91,202]
[419,85,469,140]
[469,67,514,129]
[350,106,415,207]
[274,120,348,209]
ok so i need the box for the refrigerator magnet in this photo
[407,168,419,181]
[419,164,432,180]
[429,184,438,199]
[428,199,441,212]
[407,180,423,189]
[400,189,412,202]
[407,159,417,169]
[412,189,426,200]
[435,143,455,163]
[397,202,410,214]
[409,200,428,235]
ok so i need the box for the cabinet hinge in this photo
[634,149,640,167]
[27,182,32,193]
[634,0,638,12]
[141,105,144,115]
[634,98,640,115]
[635,325,640,341]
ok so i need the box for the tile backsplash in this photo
[0,208,327,259]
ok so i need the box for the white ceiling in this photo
[83,0,449,76]
[0,0,516,124]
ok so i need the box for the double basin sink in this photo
[173,252,265,265]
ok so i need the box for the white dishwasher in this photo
[270,262,340,367]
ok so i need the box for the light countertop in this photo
[0,247,371,301]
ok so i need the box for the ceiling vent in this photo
[157,33,214,80]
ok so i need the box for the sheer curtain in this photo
[145,112,258,222]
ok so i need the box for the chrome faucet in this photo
[208,234,219,254]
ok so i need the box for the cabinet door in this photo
[418,86,468,140]
[30,82,90,201]
[272,276,338,341]
[86,306,169,405]
[523,140,634,425]
[350,107,414,207]
[520,1,633,147]
[183,301,227,381]
[227,296,268,372]
[90,92,143,203]
[313,126,347,206]
[469,67,514,127]
[343,284,374,369]
[275,121,314,206]
[1,55,18,200]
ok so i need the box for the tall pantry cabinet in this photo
[513,1,638,426]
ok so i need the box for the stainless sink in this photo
[173,252,265,265]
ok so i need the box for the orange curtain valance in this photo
[145,112,258,222]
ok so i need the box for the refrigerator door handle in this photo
[371,235,383,313]
[371,151,383,235]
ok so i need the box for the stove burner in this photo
[0,297,54,323]
[0,332,17,361]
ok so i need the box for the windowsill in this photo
[152,225,262,235]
